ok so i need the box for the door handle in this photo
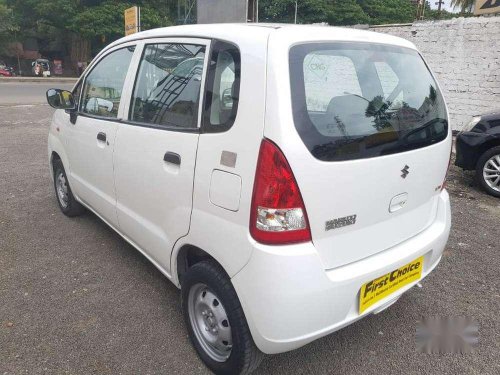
[97,132,106,142]
[163,152,181,165]
[389,193,408,213]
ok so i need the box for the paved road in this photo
[0,102,499,374]
[0,81,74,106]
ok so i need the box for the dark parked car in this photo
[455,110,500,197]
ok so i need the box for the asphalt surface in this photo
[0,88,499,374]
[0,81,74,106]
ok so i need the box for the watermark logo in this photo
[416,316,479,354]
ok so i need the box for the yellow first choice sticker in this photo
[359,256,424,314]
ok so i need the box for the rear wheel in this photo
[476,146,500,198]
[53,159,85,216]
[181,260,264,374]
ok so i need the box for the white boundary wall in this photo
[371,16,500,131]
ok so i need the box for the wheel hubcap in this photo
[56,172,69,208]
[188,283,232,362]
[483,154,500,192]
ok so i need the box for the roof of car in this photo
[105,23,416,52]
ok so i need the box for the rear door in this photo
[113,38,209,273]
[66,45,136,226]
[266,39,451,270]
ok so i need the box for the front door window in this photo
[81,46,135,118]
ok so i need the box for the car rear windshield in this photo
[289,42,448,161]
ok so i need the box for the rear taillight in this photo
[250,139,311,244]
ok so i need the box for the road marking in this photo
[0,104,49,108]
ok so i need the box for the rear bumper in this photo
[232,190,451,354]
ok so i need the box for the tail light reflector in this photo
[250,139,311,244]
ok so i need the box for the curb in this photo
[0,77,78,84]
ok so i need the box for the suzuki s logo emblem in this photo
[401,165,410,179]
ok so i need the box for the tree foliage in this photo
[2,0,465,64]
[450,0,474,13]
[327,0,370,26]
[259,0,329,23]
[360,0,415,24]
[0,0,19,54]
[6,0,174,60]
[69,1,173,40]
[259,0,419,26]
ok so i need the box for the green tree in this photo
[423,1,457,19]
[327,0,370,26]
[260,0,419,26]
[0,0,18,54]
[70,2,170,42]
[359,0,415,24]
[6,0,174,69]
[259,0,329,23]
[450,0,474,13]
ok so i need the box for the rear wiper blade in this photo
[403,118,448,139]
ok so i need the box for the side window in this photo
[130,43,206,129]
[203,41,241,132]
[303,54,361,113]
[81,46,135,118]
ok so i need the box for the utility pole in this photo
[294,1,298,24]
[7,8,21,76]
[435,0,445,13]
[14,29,21,76]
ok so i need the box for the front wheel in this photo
[53,159,85,216]
[476,146,500,198]
[181,261,264,374]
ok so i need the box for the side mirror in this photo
[46,88,76,110]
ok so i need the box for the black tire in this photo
[475,146,500,198]
[181,260,264,374]
[53,159,85,216]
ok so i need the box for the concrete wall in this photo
[370,17,500,131]
[197,0,248,24]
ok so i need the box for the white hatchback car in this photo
[47,24,452,374]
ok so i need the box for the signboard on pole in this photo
[124,6,140,36]
[474,0,500,15]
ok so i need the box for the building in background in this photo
[197,0,258,24]
[474,0,500,16]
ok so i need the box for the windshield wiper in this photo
[380,118,448,155]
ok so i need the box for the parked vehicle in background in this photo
[4,66,16,76]
[32,59,51,77]
[45,24,452,374]
[456,110,500,197]
[0,60,16,76]
[0,68,12,77]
